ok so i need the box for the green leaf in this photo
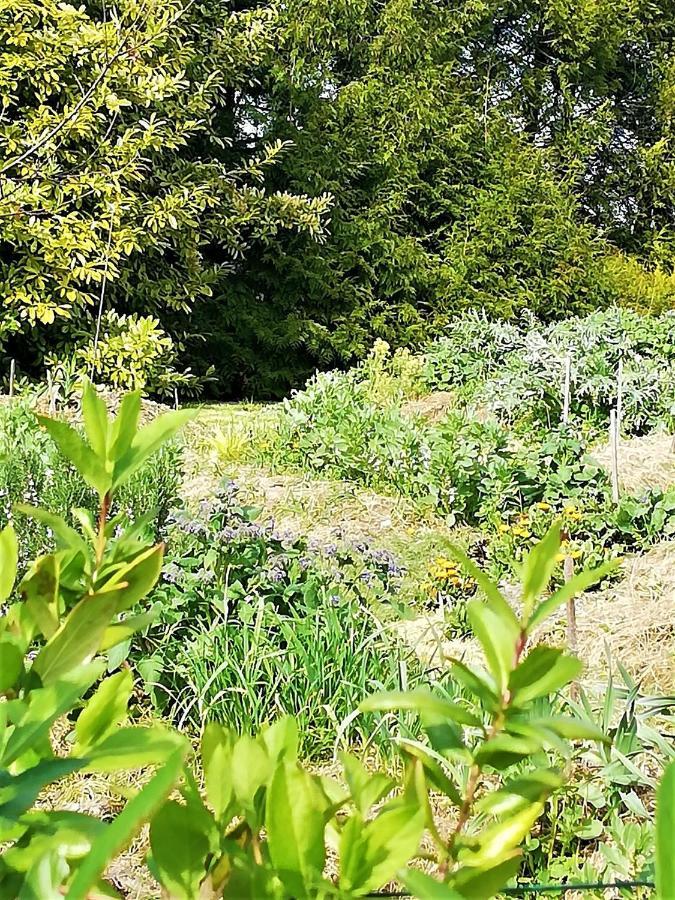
[100,606,161,651]
[81,726,187,772]
[20,553,60,639]
[657,761,675,900]
[461,803,543,867]
[149,799,211,899]
[113,408,196,488]
[446,659,498,708]
[110,390,142,462]
[36,415,110,496]
[200,723,235,822]
[399,869,464,899]
[74,670,133,753]
[267,760,327,897]
[421,711,466,760]
[452,856,522,899]
[0,758,84,821]
[478,770,563,816]
[520,521,561,617]
[3,663,102,766]
[341,753,394,816]
[360,690,482,727]
[524,716,608,744]
[0,524,17,604]
[231,734,271,823]
[260,716,299,763]
[528,559,620,631]
[16,506,87,554]
[32,589,121,685]
[67,747,186,900]
[474,734,542,770]
[81,379,109,459]
[339,799,425,894]
[397,739,462,805]
[448,543,519,628]
[96,544,164,612]
[0,634,23,693]
[466,600,518,695]
[509,648,582,706]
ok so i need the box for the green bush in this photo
[0,399,182,569]
[139,483,418,757]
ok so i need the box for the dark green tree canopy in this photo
[2,0,675,396]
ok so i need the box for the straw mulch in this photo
[592,432,675,494]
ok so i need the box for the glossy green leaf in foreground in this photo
[360,690,482,727]
[112,409,197,488]
[267,760,327,897]
[31,590,121,685]
[466,600,517,695]
[2,663,103,766]
[201,723,235,823]
[0,634,23,693]
[74,670,133,753]
[656,760,675,899]
[96,543,164,611]
[36,416,110,497]
[399,869,464,899]
[527,558,620,631]
[519,520,561,618]
[508,648,582,706]
[67,747,187,900]
[150,799,212,899]
[0,524,18,604]
[81,379,110,460]
[339,800,425,895]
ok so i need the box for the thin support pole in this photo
[616,358,623,442]
[8,359,15,398]
[562,354,571,425]
[610,409,620,503]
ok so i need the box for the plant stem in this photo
[95,491,112,571]
[444,627,529,867]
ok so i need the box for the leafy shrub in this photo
[70,311,209,399]
[0,383,195,896]
[0,399,182,569]
[140,483,418,756]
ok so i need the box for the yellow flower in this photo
[535,502,551,510]
[498,524,510,533]
[512,527,530,538]
[555,551,565,562]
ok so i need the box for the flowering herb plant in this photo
[136,482,417,753]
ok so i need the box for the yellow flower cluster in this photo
[563,503,583,522]
[429,556,474,590]
[498,512,532,539]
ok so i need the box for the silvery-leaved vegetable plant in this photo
[0,382,194,897]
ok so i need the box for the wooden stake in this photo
[616,358,623,442]
[8,359,15,398]
[563,545,579,700]
[562,354,571,425]
[610,409,620,503]
[173,387,179,410]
